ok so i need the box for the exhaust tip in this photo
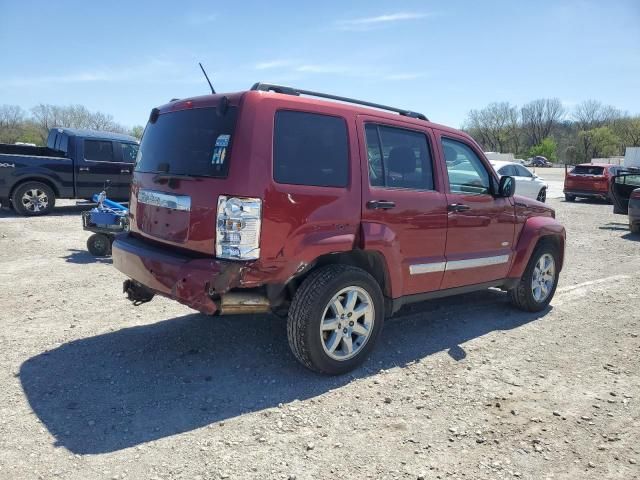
[219,292,270,315]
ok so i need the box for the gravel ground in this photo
[0,197,638,480]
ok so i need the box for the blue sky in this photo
[1,0,639,128]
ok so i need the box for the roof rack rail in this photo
[250,82,428,121]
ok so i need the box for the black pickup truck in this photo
[0,128,138,216]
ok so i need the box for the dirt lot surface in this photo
[0,198,638,480]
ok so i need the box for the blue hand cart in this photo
[81,191,129,256]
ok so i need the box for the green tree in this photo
[529,137,558,162]
[15,122,44,145]
[130,125,144,140]
[614,117,640,147]
[578,127,621,160]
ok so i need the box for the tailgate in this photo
[130,103,239,255]
[565,166,607,191]
[131,178,220,254]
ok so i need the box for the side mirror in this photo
[498,176,515,197]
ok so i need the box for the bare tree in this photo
[505,106,521,154]
[521,98,565,147]
[573,100,623,161]
[30,104,128,140]
[465,102,520,153]
[0,105,26,143]
[573,100,621,130]
[0,105,25,128]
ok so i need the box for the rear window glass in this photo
[497,165,516,176]
[85,140,114,162]
[273,111,348,187]
[119,143,139,163]
[572,166,605,175]
[135,106,237,177]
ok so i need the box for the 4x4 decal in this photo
[0,163,16,168]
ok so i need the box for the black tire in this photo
[508,240,560,312]
[287,265,384,375]
[87,233,112,256]
[12,181,56,216]
[630,222,640,234]
[537,188,547,203]
[564,194,575,202]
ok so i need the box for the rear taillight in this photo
[631,189,640,200]
[216,196,262,260]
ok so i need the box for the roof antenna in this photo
[199,62,216,94]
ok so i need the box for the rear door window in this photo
[84,140,114,162]
[365,124,434,190]
[273,111,348,187]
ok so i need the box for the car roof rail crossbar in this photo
[250,82,428,121]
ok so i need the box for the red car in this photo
[564,163,620,202]
[113,84,566,374]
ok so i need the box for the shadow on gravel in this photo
[62,249,113,264]
[599,222,632,232]
[0,204,91,218]
[621,232,640,241]
[20,289,548,454]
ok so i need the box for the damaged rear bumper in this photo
[112,234,248,314]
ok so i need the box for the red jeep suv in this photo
[113,84,566,374]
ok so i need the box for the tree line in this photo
[4,99,639,165]
[0,104,144,145]
[464,99,640,164]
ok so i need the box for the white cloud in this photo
[0,59,181,88]
[384,72,427,81]
[336,12,430,30]
[255,60,293,70]
[295,64,352,74]
[253,60,425,81]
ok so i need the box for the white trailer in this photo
[624,147,640,168]
[484,152,515,162]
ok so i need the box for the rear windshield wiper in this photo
[152,173,198,187]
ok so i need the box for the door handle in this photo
[121,169,131,174]
[79,167,89,172]
[367,200,396,210]
[447,203,470,212]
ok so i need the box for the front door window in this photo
[442,138,490,195]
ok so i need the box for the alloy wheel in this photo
[537,189,546,202]
[320,286,375,361]
[21,188,49,213]
[531,253,555,302]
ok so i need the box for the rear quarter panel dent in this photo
[359,221,404,297]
